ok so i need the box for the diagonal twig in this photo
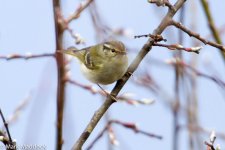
[66,0,94,23]
[0,109,13,143]
[0,108,16,150]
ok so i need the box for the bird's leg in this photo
[126,71,133,76]
[97,84,117,101]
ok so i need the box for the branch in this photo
[87,120,162,149]
[185,124,225,142]
[53,0,67,150]
[0,53,55,60]
[0,108,16,150]
[0,109,12,143]
[205,141,215,150]
[72,0,187,149]
[134,34,166,42]
[66,0,94,23]
[5,93,31,126]
[56,8,85,44]
[153,43,202,54]
[86,124,109,150]
[0,131,12,149]
[67,79,102,95]
[67,79,154,106]
[148,0,175,11]
[204,130,221,150]
[170,20,225,52]
[166,58,225,89]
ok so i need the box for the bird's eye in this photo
[111,49,116,53]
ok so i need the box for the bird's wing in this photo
[83,47,103,70]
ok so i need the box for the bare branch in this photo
[0,53,55,60]
[66,0,94,23]
[53,0,67,149]
[166,58,225,89]
[134,34,166,42]
[67,79,154,106]
[205,141,215,150]
[86,124,108,150]
[148,0,175,11]
[56,8,85,44]
[204,131,220,150]
[170,20,225,52]
[87,120,162,149]
[0,109,13,143]
[0,108,16,150]
[5,93,31,126]
[67,79,100,94]
[153,43,202,54]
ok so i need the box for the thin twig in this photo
[86,125,108,150]
[183,124,225,141]
[167,58,225,89]
[0,108,16,150]
[67,79,101,94]
[66,0,94,23]
[170,20,225,52]
[67,79,154,106]
[87,120,162,149]
[56,8,85,44]
[148,0,175,11]
[5,93,31,127]
[0,53,55,60]
[72,0,187,149]
[205,141,215,150]
[0,109,13,143]
[134,34,166,42]
[153,43,202,54]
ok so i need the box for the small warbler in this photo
[59,40,128,85]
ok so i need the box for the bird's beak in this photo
[57,46,78,56]
[57,49,74,56]
[117,50,127,55]
[120,51,127,55]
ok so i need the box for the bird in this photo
[58,40,128,85]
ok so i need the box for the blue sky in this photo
[0,0,225,150]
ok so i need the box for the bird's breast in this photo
[80,55,128,85]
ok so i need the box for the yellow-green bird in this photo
[59,41,128,85]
